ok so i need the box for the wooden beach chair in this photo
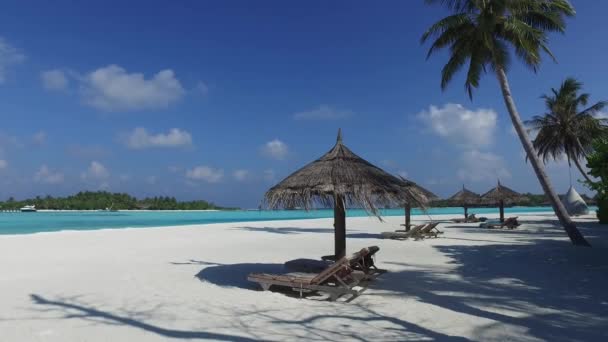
[287,247,386,281]
[381,224,426,240]
[452,214,480,223]
[347,246,386,280]
[419,222,443,238]
[394,223,426,233]
[484,217,520,229]
[248,257,365,301]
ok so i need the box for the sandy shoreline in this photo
[1,211,607,341]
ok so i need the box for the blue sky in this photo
[0,1,606,208]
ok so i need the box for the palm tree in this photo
[526,78,608,183]
[421,0,590,246]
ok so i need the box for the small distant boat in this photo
[98,203,118,212]
[20,205,37,212]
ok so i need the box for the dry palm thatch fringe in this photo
[480,180,523,205]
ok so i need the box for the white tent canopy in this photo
[561,186,589,216]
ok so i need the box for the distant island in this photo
[0,191,235,211]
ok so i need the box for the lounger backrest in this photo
[311,257,350,284]
[410,224,427,234]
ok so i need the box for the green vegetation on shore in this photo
[0,191,233,211]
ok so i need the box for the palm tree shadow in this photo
[28,294,257,341]
[371,238,608,341]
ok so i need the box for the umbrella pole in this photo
[464,206,468,219]
[334,195,346,259]
[499,200,505,223]
[405,204,411,231]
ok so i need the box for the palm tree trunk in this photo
[572,156,594,184]
[495,67,590,246]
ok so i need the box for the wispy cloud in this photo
[0,159,7,169]
[186,166,223,183]
[261,139,288,160]
[41,69,68,91]
[81,161,110,181]
[67,144,110,159]
[122,127,192,149]
[293,105,353,120]
[79,65,185,111]
[0,37,25,84]
[457,150,511,183]
[233,169,250,182]
[34,165,64,184]
[31,131,47,146]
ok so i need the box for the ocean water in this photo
[0,206,576,235]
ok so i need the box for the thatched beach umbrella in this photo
[265,129,421,259]
[481,180,523,222]
[448,185,481,219]
[399,177,439,230]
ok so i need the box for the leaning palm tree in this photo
[526,78,608,184]
[422,0,589,246]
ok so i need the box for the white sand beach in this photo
[1,212,607,341]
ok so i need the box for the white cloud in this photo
[418,103,497,148]
[146,176,158,184]
[41,69,68,90]
[195,81,209,96]
[0,37,25,84]
[457,150,511,183]
[293,105,353,120]
[0,159,7,169]
[596,111,608,119]
[81,161,110,180]
[186,166,223,183]
[34,165,64,184]
[119,174,131,182]
[261,139,288,160]
[233,169,250,182]
[32,131,47,145]
[123,127,192,149]
[80,65,185,111]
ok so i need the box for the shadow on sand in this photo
[28,294,258,341]
[235,226,382,239]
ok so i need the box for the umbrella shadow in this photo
[195,262,285,289]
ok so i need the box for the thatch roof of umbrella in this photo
[264,129,423,258]
[447,185,481,206]
[264,129,425,216]
[399,176,439,206]
[480,180,523,204]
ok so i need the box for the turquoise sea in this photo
[0,206,573,235]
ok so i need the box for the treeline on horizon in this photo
[0,191,234,210]
[429,192,598,208]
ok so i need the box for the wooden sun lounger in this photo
[394,223,426,233]
[381,224,426,240]
[248,257,365,301]
[347,246,386,280]
[485,217,520,229]
[419,222,442,238]
[288,247,386,281]
[452,215,480,223]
